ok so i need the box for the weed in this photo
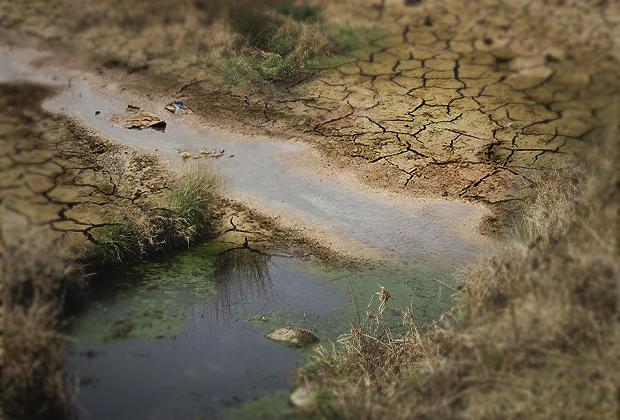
[95,216,143,263]
[219,0,333,84]
[228,2,283,51]
[92,166,219,265]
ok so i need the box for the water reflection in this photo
[205,248,274,321]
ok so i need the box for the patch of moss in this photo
[70,241,227,341]
[275,3,321,22]
[223,392,310,420]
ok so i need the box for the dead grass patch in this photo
[0,219,81,420]
[302,134,618,418]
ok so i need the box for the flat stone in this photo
[265,327,319,348]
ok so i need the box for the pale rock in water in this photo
[265,327,318,347]
[289,385,316,410]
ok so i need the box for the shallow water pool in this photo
[67,240,463,419]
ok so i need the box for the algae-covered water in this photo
[67,240,464,420]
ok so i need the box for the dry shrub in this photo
[0,216,80,420]
[303,132,618,419]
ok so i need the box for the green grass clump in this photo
[275,2,321,22]
[219,1,388,85]
[96,216,144,263]
[94,167,219,264]
[220,1,332,84]
[166,166,218,242]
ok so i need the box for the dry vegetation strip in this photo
[301,133,618,418]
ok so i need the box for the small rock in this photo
[290,385,315,410]
[266,327,319,348]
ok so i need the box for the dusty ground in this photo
[1,0,617,209]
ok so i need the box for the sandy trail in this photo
[0,46,488,265]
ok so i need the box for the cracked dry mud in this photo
[236,0,619,204]
[0,83,172,259]
[0,0,617,250]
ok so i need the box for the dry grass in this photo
[302,133,618,419]
[1,0,377,88]
[0,218,80,420]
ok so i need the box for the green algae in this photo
[70,241,228,342]
[223,392,310,420]
[243,256,459,364]
[71,238,458,345]
[276,258,458,336]
[68,236,464,420]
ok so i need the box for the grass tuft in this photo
[218,1,357,85]
[94,165,219,265]
[166,165,219,242]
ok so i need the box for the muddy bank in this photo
[0,51,488,420]
[0,78,335,419]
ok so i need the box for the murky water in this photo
[67,240,463,419]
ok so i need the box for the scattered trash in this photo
[165,100,192,115]
[200,148,225,158]
[265,327,319,348]
[123,105,166,132]
[176,147,228,160]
